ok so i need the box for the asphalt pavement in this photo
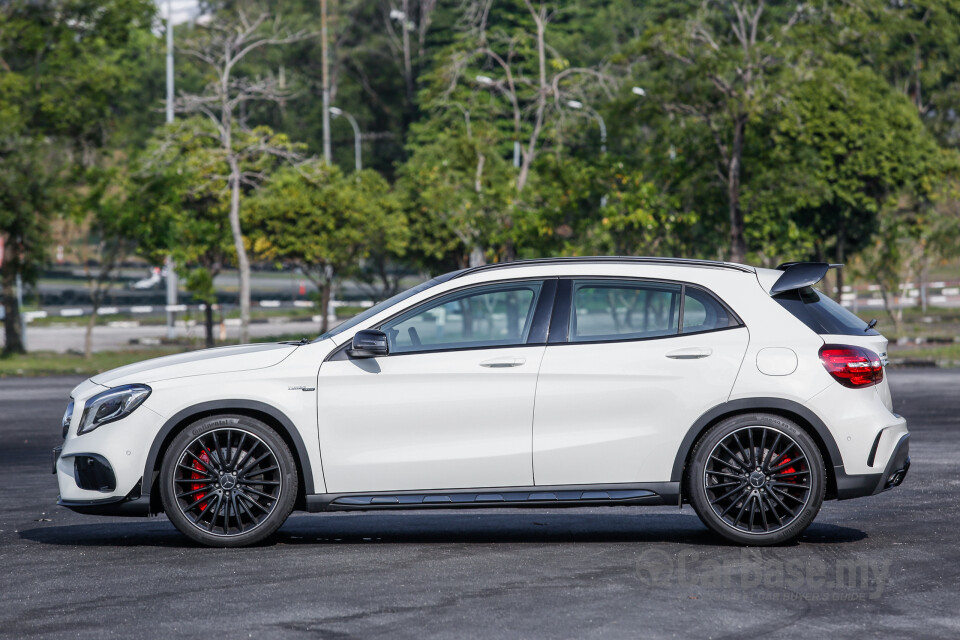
[1,370,958,639]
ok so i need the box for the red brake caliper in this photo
[191,451,211,511]
[776,456,798,484]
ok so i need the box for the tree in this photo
[0,139,63,354]
[829,0,960,147]
[132,119,240,348]
[408,0,613,265]
[248,161,408,333]
[0,0,155,354]
[397,112,516,271]
[77,166,147,358]
[176,10,313,343]
[531,157,697,258]
[642,0,803,263]
[777,56,942,297]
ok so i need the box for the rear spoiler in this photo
[770,262,842,295]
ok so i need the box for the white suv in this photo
[54,258,910,547]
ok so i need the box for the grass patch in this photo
[887,341,960,366]
[854,306,960,341]
[0,348,186,378]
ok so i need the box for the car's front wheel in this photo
[686,413,825,545]
[159,414,298,547]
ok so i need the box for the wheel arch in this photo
[143,400,315,514]
[671,397,843,500]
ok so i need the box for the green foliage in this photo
[396,116,517,269]
[775,55,943,263]
[248,160,409,286]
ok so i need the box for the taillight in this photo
[819,345,884,388]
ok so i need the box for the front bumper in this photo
[54,402,164,509]
[57,494,152,517]
[835,432,911,500]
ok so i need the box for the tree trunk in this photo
[727,119,747,264]
[227,157,251,344]
[517,1,547,195]
[469,246,486,267]
[319,275,332,334]
[204,302,215,348]
[834,219,845,302]
[919,260,928,313]
[401,0,414,107]
[878,282,901,337]
[1,269,24,355]
[84,307,98,360]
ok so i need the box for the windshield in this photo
[313,270,465,342]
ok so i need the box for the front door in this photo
[317,279,553,493]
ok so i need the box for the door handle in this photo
[479,356,526,368]
[666,347,712,360]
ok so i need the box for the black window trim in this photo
[547,276,744,347]
[328,277,558,360]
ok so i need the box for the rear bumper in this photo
[835,432,910,500]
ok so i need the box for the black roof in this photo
[452,256,754,279]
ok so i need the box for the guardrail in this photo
[20,299,374,323]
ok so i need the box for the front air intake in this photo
[74,455,117,492]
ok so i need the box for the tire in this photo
[159,414,298,547]
[686,413,825,546]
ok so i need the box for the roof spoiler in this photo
[770,262,843,295]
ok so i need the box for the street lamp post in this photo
[164,0,178,340]
[475,75,521,168]
[329,107,362,173]
[566,100,606,153]
[567,99,608,206]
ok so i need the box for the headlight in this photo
[78,384,152,436]
[62,401,75,439]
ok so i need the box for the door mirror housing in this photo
[348,329,388,358]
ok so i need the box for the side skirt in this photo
[303,482,680,513]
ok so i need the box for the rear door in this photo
[532,278,749,485]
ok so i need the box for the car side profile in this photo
[54,257,910,547]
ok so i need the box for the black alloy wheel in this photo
[687,413,825,545]
[160,415,297,547]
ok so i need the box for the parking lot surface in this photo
[1,370,958,639]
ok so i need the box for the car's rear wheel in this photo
[686,413,825,545]
[159,414,297,547]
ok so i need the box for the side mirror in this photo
[348,329,388,358]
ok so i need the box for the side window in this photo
[571,281,681,342]
[382,282,543,354]
[682,287,738,333]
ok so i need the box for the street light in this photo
[475,75,521,168]
[164,0,178,340]
[329,106,362,173]
[565,99,606,154]
[566,99,608,206]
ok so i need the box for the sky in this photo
[157,0,200,25]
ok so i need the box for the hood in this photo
[90,343,299,387]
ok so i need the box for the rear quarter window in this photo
[773,286,878,336]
